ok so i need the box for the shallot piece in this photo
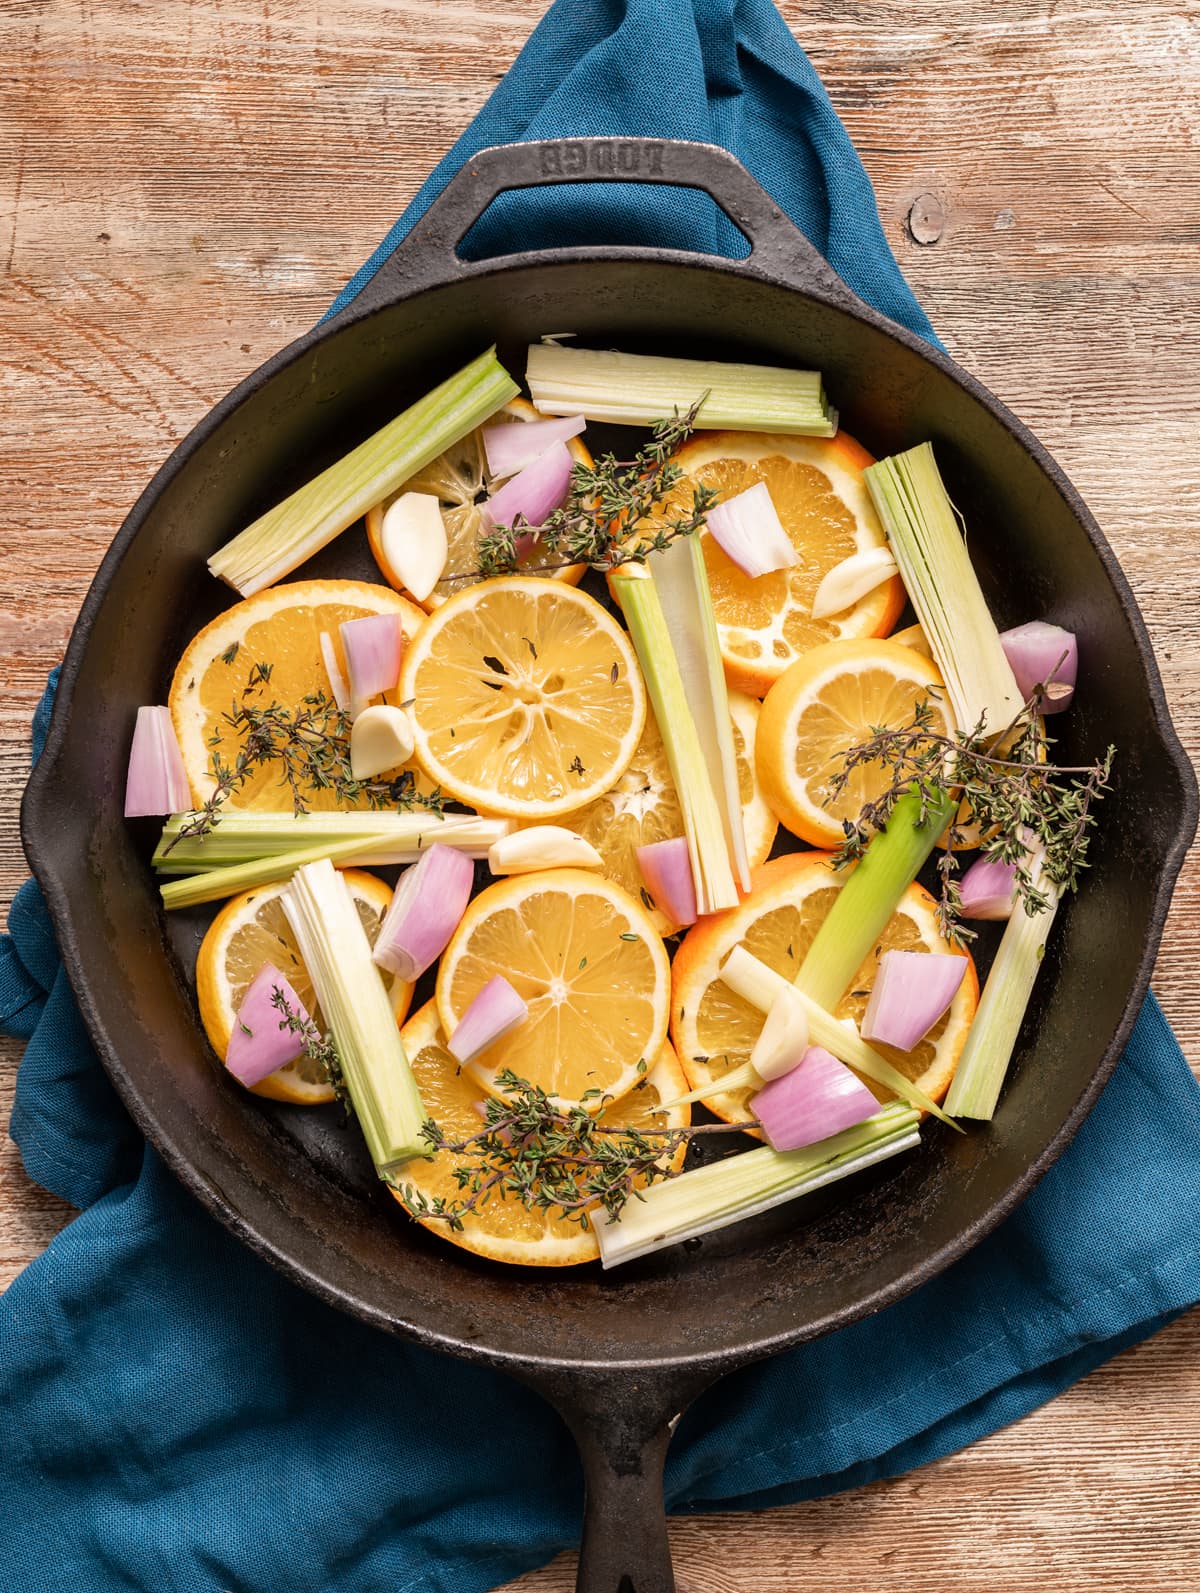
[704,483,798,577]
[378,492,448,604]
[340,613,404,715]
[349,704,415,781]
[635,836,698,928]
[225,965,310,1087]
[124,706,192,817]
[373,843,475,982]
[749,986,811,1081]
[751,1045,880,1152]
[318,632,350,712]
[480,441,574,538]
[488,827,603,875]
[999,621,1078,714]
[811,546,899,619]
[482,415,585,481]
[860,949,968,1052]
[958,853,1019,921]
[447,975,529,1066]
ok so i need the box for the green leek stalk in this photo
[595,1104,920,1268]
[208,348,520,596]
[280,860,427,1175]
[647,535,750,891]
[795,787,958,1012]
[863,444,1023,736]
[159,830,400,910]
[943,851,1061,1120]
[669,944,957,1127]
[153,811,512,875]
[525,344,837,436]
[614,565,739,914]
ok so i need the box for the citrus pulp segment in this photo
[196,869,411,1104]
[169,579,428,811]
[664,430,905,695]
[755,638,951,848]
[390,1001,690,1266]
[400,577,646,819]
[670,853,977,1125]
[436,869,670,1110]
[366,398,591,609]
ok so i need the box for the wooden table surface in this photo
[2,2,1198,1587]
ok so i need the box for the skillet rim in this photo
[20,238,1198,1378]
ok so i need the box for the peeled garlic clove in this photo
[749,986,811,1081]
[488,826,603,875]
[380,492,448,604]
[349,704,415,781]
[811,546,898,619]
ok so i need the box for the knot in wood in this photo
[907,193,945,245]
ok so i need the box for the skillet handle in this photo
[341,136,866,316]
[521,1364,716,1593]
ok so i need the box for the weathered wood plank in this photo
[2,0,1198,1587]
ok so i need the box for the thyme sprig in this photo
[393,1069,757,1231]
[464,400,717,583]
[167,661,444,849]
[830,696,1114,945]
[269,986,348,1106]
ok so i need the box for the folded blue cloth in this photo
[3,2,1198,1589]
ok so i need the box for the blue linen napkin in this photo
[2,0,1198,1587]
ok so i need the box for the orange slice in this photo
[196,869,411,1104]
[755,638,951,848]
[366,398,592,610]
[663,430,905,695]
[389,1001,690,1266]
[436,869,670,1110]
[169,579,428,811]
[400,576,645,820]
[671,852,978,1125]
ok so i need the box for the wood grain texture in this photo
[1,1,1197,1588]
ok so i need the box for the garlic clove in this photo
[811,546,899,619]
[380,492,448,604]
[349,704,416,781]
[749,986,811,1081]
[487,826,603,875]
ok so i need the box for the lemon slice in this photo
[390,1001,690,1266]
[670,852,978,1125]
[436,869,670,1109]
[560,692,777,931]
[756,638,951,849]
[664,430,905,695]
[400,576,646,820]
[366,398,591,610]
[196,869,411,1104]
[169,579,428,811]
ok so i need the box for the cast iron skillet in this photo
[22,140,1197,1591]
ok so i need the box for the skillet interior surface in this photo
[24,251,1195,1377]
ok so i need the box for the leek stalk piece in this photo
[208,348,520,596]
[281,860,427,1175]
[943,851,1061,1121]
[154,811,512,874]
[525,344,837,436]
[613,565,739,914]
[648,535,750,892]
[160,830,404,910]
[863,443,1023,735]
[795,788,958,1014]
[668,945,957,1127]
[595,1105,920,1268]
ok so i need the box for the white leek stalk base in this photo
[155,811,513,875]
[280,859,428,1175]
[596,1105,920,1268]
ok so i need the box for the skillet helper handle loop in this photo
[343,136,866,312]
